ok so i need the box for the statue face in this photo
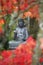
[18,20,24,28]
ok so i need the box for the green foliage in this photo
[0,14,11,50]
[29,17,39,39]
[0,14,17,50]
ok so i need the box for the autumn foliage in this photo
[0,0,39,18]
[0,19,5,33]
[0,36,36,65]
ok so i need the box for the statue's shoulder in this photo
[24,27,27,30]
[16,27,20,30]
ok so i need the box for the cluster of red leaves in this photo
[0,19,5,24]
[0,0,39,17]
[0,19,5,33]
[0,0,13,15]
[29,5,39,18]
[20,0,36,11]
[0,36,36,65]
[39,57,43,63]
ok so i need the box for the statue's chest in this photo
[17,28,24,36]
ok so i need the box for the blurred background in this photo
[0,0,43,50]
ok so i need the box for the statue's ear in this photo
[24,23,26,27]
